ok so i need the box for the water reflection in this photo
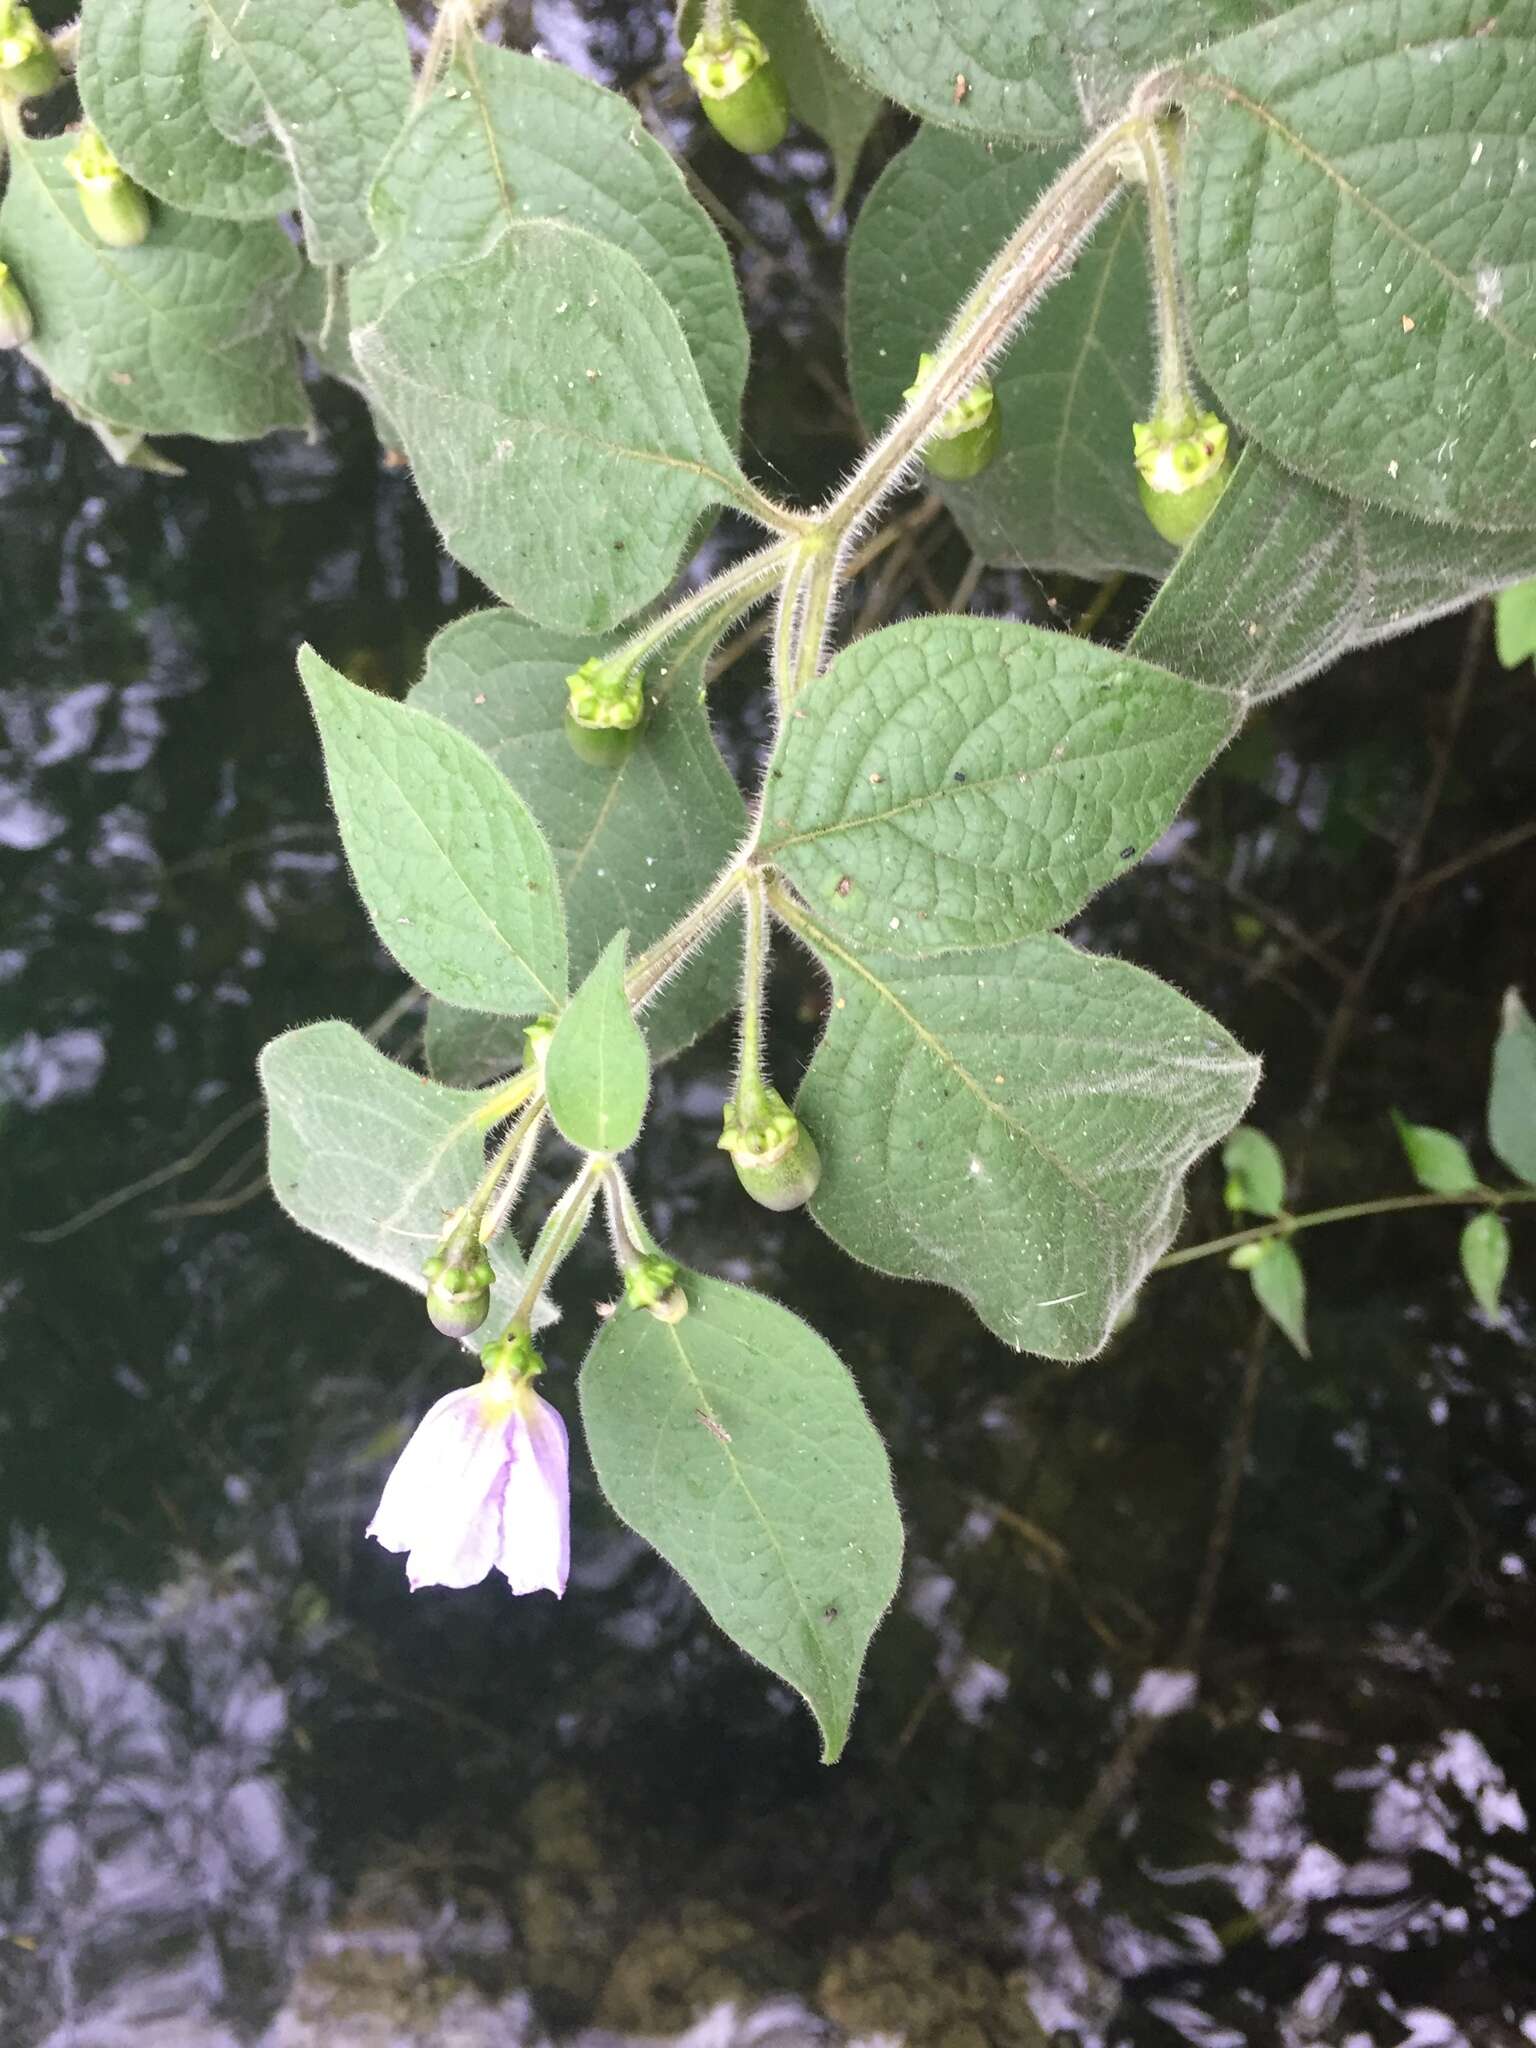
[5,12,1536,2045]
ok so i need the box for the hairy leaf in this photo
[793,918,1259,1358]
[300,648,567,1014]
[804,0,1277,143]
[411,611,746,1074]
[260,1022,529,1335]
[351,42,747,437]
[545,933,651,1155]
[580,1272,903,1762]
[1179,0,1536,529]
[846,128,1168,578]
[0,135,308,441]
[1129,448,1536,703]
[1489,987,1536,1187]
[79,0,410,260]
[356,225,750,633]
[763,617,1235,954]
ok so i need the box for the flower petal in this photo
[496,1389,570,1598]
[367,1385,487,1553]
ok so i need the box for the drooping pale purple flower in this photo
[368,1371,569,1595]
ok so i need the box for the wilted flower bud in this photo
[565,654,644,733]
[368,1333,570,1595]
[904,352,1001,483]
[64,129,153,249]
[623,1251,688,1323]
[683,22,790,156]
[718,1083,821,1212]
[1133,407,1230,546]
[0,6,60,102]
[0,261,33,349]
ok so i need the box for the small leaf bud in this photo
[0,261,34,349]
[0,7,60,101]
[1226,1240,1270,1272]
[564,704,638,767]
[64,129,153,249]
[903,353,1001,483]
[623,1251,688,1323]
[1133,407,1230,547]
[565,654,645,733]
[718,1084,821,1212]
[683,22,790,156]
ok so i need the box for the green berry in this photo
[623,1252,688,1322]
[1132,407,1230,547]
[683,23,790,156]
[0,261,34,349]
[0,8,60,102]
[903,352,1001,484]
[564,704,638,768]
[719,1085,821,1213]
[65,130,153,250]
[565,655,644,733]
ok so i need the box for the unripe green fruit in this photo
[65,130,153,249]
[718,1086,822,1213]
[624,1252,689,1323]
[0,261,34,349]
[0,9,60,101]
[1132,407,1230,548]
[565,654,644,733]
[683,24,790,156]
[921,403,1001,483]
[564,705,638,767]
[903,351,1001,484]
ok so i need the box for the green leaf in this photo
[763,617,1234,954]
[0,135,308,441]
[410,610,746,1069]
[846,128,1168,579]
[259,1021,529,1334]
[1248,1239,1309,1357]
[78,0,411,261]
[299,647,567,1014]
[1460,1210,1510,1318]
[793,919,1259,1359]
[544,933,651,1156]
[1129,447,1536,704]
[579,1272,903,1762]
[1222,1126,1286,1217]
[1391,1111,1480,1196]
[803,0,1275,143]
[1489,987,1536,1186]
[1495,579,1536,668]
[355,223,750,634]
[351,43,747,439]
[1179,0,1536,531]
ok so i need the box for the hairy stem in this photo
[624,859,746,1010]
[479,1103,547,1247]
[613,538,791,680]
[1154,1185,1536,1273]
[506,1158,604,1334]
[735,868,771,1093]
[1136,121,1195,422]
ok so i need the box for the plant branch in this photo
[1154,1185,1535,1273]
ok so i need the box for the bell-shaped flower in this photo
[368,1362,569,1596]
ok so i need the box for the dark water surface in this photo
[3,6,1535,2043]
